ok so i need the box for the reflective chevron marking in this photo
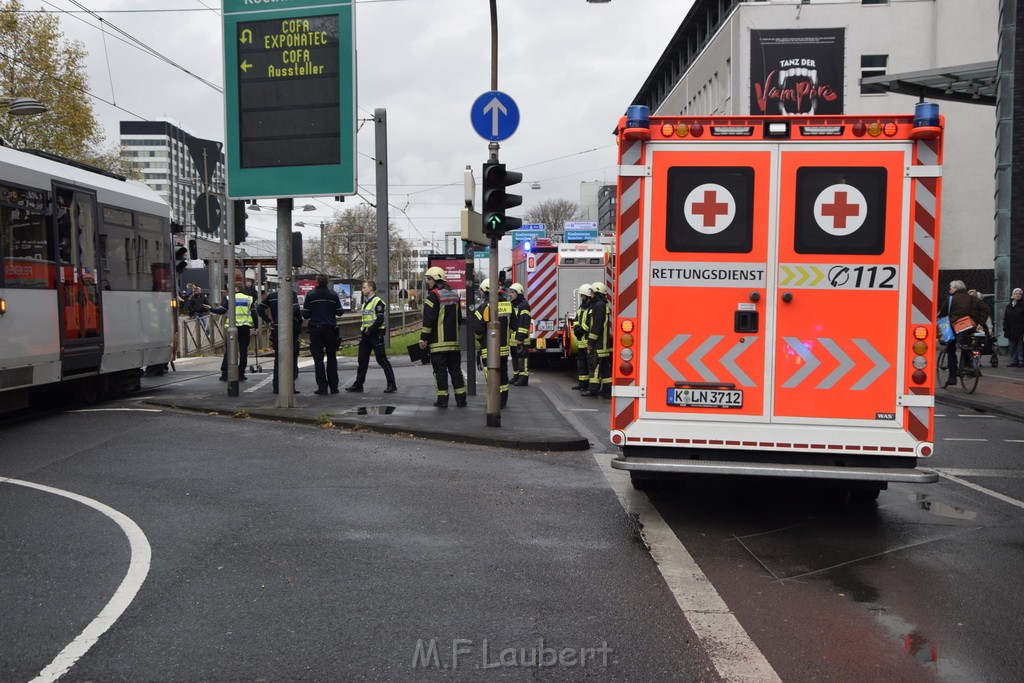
[816,338,854,389]
[851,338,891,390]
[781,337,890,390]
[782,337,821,388]
[720,337,758,387]
[653,334,690,383]
[778,264,826,287]
[687,335,723,381]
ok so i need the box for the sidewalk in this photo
[142,354,591,451]
[934,356,1024,421]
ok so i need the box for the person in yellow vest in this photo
[208,285,257,381]
[473,278,513,407]
[508,282,532,386]
[346,280,398,393]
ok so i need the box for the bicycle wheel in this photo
[960,353,980,394]
[937,347,948,372]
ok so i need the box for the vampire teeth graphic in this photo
[778,66,819,114]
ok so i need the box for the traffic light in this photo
[174,244,188,274]
[292,231,303,268]
[233,199,248,243]
[481,161,523,238]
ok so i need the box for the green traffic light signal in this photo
[482,161,523,238]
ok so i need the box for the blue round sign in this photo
[470,91,520,142]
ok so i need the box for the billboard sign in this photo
[750,28,845,115]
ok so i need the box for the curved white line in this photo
[0,478,152,683]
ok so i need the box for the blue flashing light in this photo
[523,239,532,252]
[625,104,650,129]
[914,102,940,128]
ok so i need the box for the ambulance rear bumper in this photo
[610,456,939,483]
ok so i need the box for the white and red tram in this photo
[0,144,174,412]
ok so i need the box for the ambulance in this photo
[511,239,612,362]
[608,104,945,496]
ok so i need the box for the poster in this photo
[750,28,845,115]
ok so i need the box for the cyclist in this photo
[939,280,986,387]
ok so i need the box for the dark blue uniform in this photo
[257,289,301,394]
[303,285,344,394]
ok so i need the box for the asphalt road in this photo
[0,401,717,682]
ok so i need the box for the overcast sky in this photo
[49,0,691,248]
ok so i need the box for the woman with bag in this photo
[939,280,983,387]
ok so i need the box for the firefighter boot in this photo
[433,397,449,408]
[500,391,508,408]
[516,377,528,387]
[455,396,467,408]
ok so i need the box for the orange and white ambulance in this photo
[608,104,945,494]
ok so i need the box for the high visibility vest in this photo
[360,295,385,331]
[226,293,254,328]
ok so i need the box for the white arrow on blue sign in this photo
[471,91,520,142]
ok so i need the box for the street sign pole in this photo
[486,0,500,427]
[225,199,239,396]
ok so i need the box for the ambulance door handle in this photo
[781,291,793,303]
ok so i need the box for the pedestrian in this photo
[187,285,211,338]
[257,287,302,394]
[243,277,258,299]
[346,280,398,393]
[473,278,512,407]
[302,273,344,395]
[1003,287,1024,367]
[508,282,531,386]
[572,284,594,390]
[583,281,612,398]
[209,284,257,381]
[419,266,466,408]
[939,280,984,387]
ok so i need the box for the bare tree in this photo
[523,199,585,234]
[306,204,412,283]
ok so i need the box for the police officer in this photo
[572,284,594,390]
[257,287,301,394]
[209,285,257,381]
[583,281,612,398]
[508,282,532,387]
[346,280,398,393]
[302,274,344,395]
[419,266,466,408]
[474,278,513,407]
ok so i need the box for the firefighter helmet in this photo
[591,282,609,296]
[508,282,525,295]
[578,284,594,298]
[479,278,490,293]
[424,266,445,281]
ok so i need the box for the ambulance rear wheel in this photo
[629,472,659,492]
[849,485,883,503]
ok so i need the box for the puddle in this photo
[908,493,978,520]
[342,405,397,416]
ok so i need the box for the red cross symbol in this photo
[690,189,730,228]
[820,191,861,230]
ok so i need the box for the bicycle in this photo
[956,333,983,394]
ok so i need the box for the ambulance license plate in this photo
[667,388,743,408]
[537,320,555,331]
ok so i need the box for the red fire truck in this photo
[511,238,612,363]
[608,104,945,497]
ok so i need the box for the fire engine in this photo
[608,103,945,497]
[511,239,612,363]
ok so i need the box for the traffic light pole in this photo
[225,199,239,397]
[276,198,297,408]
[486,0,501,427]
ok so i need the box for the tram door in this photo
[55,185,103,374]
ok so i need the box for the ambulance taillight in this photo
[619,319,636,376]
[911,326,930,385]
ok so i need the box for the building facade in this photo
[119,120,226,234]
[632,0,999,293]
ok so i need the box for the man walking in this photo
[346,280,398,393]
[508,282,531,386]
[419,267,466,408]
[303,274,344,395]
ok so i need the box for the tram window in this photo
[794,167,886,255]
[136,212,171,292]
[665,166,754,253]
[0,184,53,288]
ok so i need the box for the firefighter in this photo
[474,278,513,407]
[583,281,612,398]
[572,284,594,390]
[508,282,531,386]
[419,266,467,408]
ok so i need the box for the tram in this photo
[0,143,174,413]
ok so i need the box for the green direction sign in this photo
[223,0,356,199]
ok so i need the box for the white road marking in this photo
[68,408,162,413]
[936,470,1024,511]
[542,386,780,683]
[956,414,997,418]
[943,438,988,441]
[1005,440,1024,443]
[0,478,152,683]
[569,408,600,412]
[244,358,315,393]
